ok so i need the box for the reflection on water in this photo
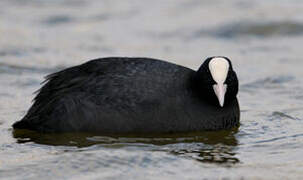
[170,144,239,165]
[13,128,239,165]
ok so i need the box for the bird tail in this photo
[12,119,31,130]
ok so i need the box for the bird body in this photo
[13,57,240,133]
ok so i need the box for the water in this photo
[1,0,303,179]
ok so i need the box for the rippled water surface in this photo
[1,0,303,179]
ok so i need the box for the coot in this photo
[13,56,239,133]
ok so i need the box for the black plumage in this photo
[13,57,240,133]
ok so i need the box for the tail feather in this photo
[12,119,32,130]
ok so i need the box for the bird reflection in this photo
[13,127,239,165]
[170,143,239,165]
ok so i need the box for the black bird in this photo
[13,56,240,133]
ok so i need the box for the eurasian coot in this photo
[13,56,240,133]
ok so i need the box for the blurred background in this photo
[1,0,303,179]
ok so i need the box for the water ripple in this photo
[254,133,303,144]
[0,63,64,75]
[210,21,303,38]
[271,111,299,120]
[241,75,294,89]
[42,15,74,25]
